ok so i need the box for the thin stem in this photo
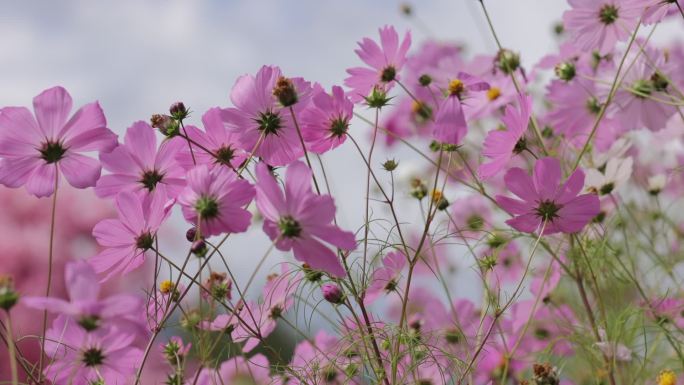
[179,120,197,165]
[38,165,59,381]
[4,313,19,385]
[289,106,321,194]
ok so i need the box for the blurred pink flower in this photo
[195,354,273,385]
[364,250,406,304]
[433,72,489,145]
[0,86,117,197]
[479,93,532,180]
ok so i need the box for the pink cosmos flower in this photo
[503,300,576,357]
[43,316,142,385]
[90,189,172,281]
[345,25,412,102]
[177,164,254,237]
[433,73,489,145]
[0,86,117,197]
[496,157,600,235]
[23,260,145,334]
[231,265,296,352]
[563,0,646,54]
[478,94,532,180]
[96,121,185,199]
[175,107,248,171]
[289,330,360,385]
[448,195,493,239]
[301,85,353,154]
[195,354,272,385]
[610,44,677,131]
[221,65,311,166]
[255,161,356,277]
[545,77,624,151]
[642,0,681,24]
[364,250,406,304]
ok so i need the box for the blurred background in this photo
[2,0,679,380]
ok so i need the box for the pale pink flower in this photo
[221,65,311,166]
[364,251,406,304]
[195,354,272,385]
[175,107,248,171]
[478,94,532,180]
[301,85,353,154]
[255,161,356,277]
[563,0,646,54]
[43,316,142,385]
[433,73,489,145]
[89,189,172,281]
[345,25,412,102]
[96,121,185,199]
[0,86,117,197]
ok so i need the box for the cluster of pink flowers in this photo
[1,1,684,384]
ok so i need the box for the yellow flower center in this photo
[159,280,174,294]
[448,79,465,97]
[487,87,501,101]
[658,370,677,385]
[431,189,443,203]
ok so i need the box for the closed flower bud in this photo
[495,49,521,75]
[151,114,179,137]
[302,263,323,282]
[186,227,198,242]
[532,363,560,385]
[191,239,207,256]
[364,86,392,109]
[383,159,399,171]
[0,276,18,311]
[273,77,299,107]
[410,178,428,200]
[322,283,344,304]
[169,102,189,120]
[418,74,432,86]
[554,62,576,81]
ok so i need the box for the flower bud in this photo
[410,178,428,200]
[169,102,189,120]
[418,74,432,86]
[364,86,392,109]
[273,77,299,107]
[554,62,576,82]
[302,263,323,282]
[532,363,560,385]
[495,49,521,75]
[383,159,399,171]
[0,276,18,311]
[191,239,207,257]
[400,3,412,16]
[322,283,344,304]
[185,227,198,242]
[151,114,179,137]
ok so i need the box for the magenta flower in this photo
[195,354,272,385]
[545,77,624,151]
[478,94,532,180]
[23,260,145,334]
[221,65,311,166]
[496,157,600,235]
[89,189,172,281]
[345,25,412,102]
[96,121,185,199]
[43,316,142,385]
[232,265,296,352]
[301,85,353,154]
[433,73,489,145]
[255,161,356,277]
[177,164,255,237]
[364,251,406,304]
[0,86,117,197]
[563,0,645,54]
[176,107,248,171]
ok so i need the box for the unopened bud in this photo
[169,102,189,121]
[273,77,299,107]
[0,276,18,311]
[495,49,521,75]
[322,283,344,304]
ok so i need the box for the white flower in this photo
[648,174,667,194]
[586,157,633,195]
[595,328,632,362]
